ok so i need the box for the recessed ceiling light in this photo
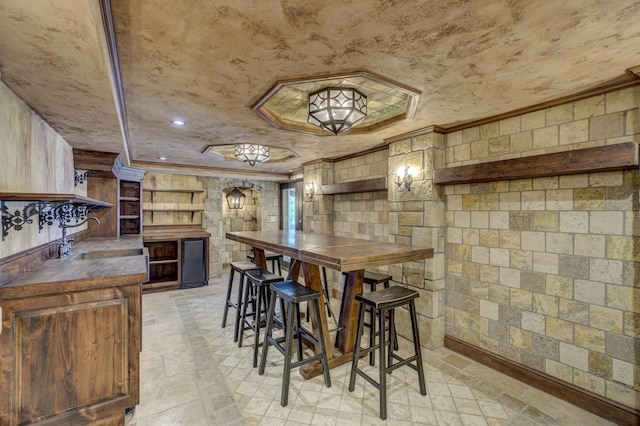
[171,120,186,126]
[159,156,167,161]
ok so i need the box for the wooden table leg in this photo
[287,259,301,281]
[301,262,332,361]
[252,247,267,269]
[336,269,364,353]
[297,266,367,380]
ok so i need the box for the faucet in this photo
[59,217,100,258]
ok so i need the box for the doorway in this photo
[280,181,303,232]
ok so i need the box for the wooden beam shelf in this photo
[321,177,387,195]
[433,142,639,185]
[142,189,205,193]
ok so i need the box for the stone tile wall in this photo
[304,152,393,294]
[199,177,224,278]
[202,180,279,274]
[332,149,391,242]
[444,86,640,408]
[304,137,448,350]
[387,131,447,350]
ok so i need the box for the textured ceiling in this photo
[1,0,639,180]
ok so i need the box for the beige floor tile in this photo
[126,274,618,425]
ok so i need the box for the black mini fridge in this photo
[181,238,208,288]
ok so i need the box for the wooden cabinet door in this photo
[0,285,140,425]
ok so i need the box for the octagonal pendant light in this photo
[234,144,270,167]
[308,87,367,135]
[226,187,246,209]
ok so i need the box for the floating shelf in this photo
[144,208,204,212]
[0,193,113,206]
[433,142,639,185]
[143,189,205,193]
[143,188,205,204]
[321,177,387,195]
[0,192,113,240]
[145,208,204,223]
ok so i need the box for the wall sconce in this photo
[226,187,246,209]
[395,166,414,192]
[305,182,316,200]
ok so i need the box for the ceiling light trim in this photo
[252,70,421,137]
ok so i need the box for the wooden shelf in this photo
[143,188,205,205]
[434,142,639,184]
[143,189,205,194]
[144,208,204,212]
[142,187,205,226]
[321,177,387,195]
[119,180,142,235]
[149,259,178,265]
[1,192,113,240]
[0,193,113,207]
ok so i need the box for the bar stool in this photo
[337,271,397,365]
[247,252,283,275]
[238,268,284,367]
[348,285,426,420]
[221,261,261,343]
[258,280,331,407]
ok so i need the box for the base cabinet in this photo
[143,231,209,293]
[144,239,180,292]
[0,284,141,425]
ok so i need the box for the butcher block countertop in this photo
[0,235,148,299]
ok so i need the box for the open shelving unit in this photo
[141,178,210,293]
[142,188,205,226]
[119,180,142,235]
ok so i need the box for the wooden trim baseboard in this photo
[445,335,640,426]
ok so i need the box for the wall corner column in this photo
[388,128,446,349]
[304,161,333,235]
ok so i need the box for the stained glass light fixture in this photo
[226,188,246,209]
[308,87,367,135]
[234,144,270,166]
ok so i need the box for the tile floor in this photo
[125,273,615,425]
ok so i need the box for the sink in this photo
[73,248,145,260]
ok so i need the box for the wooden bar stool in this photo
[238,268,284,367]
[221,261,261,343]
[247,252,283,275]
[337,271,397,365]
[258,280,331,407]
[348,285,426,420]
